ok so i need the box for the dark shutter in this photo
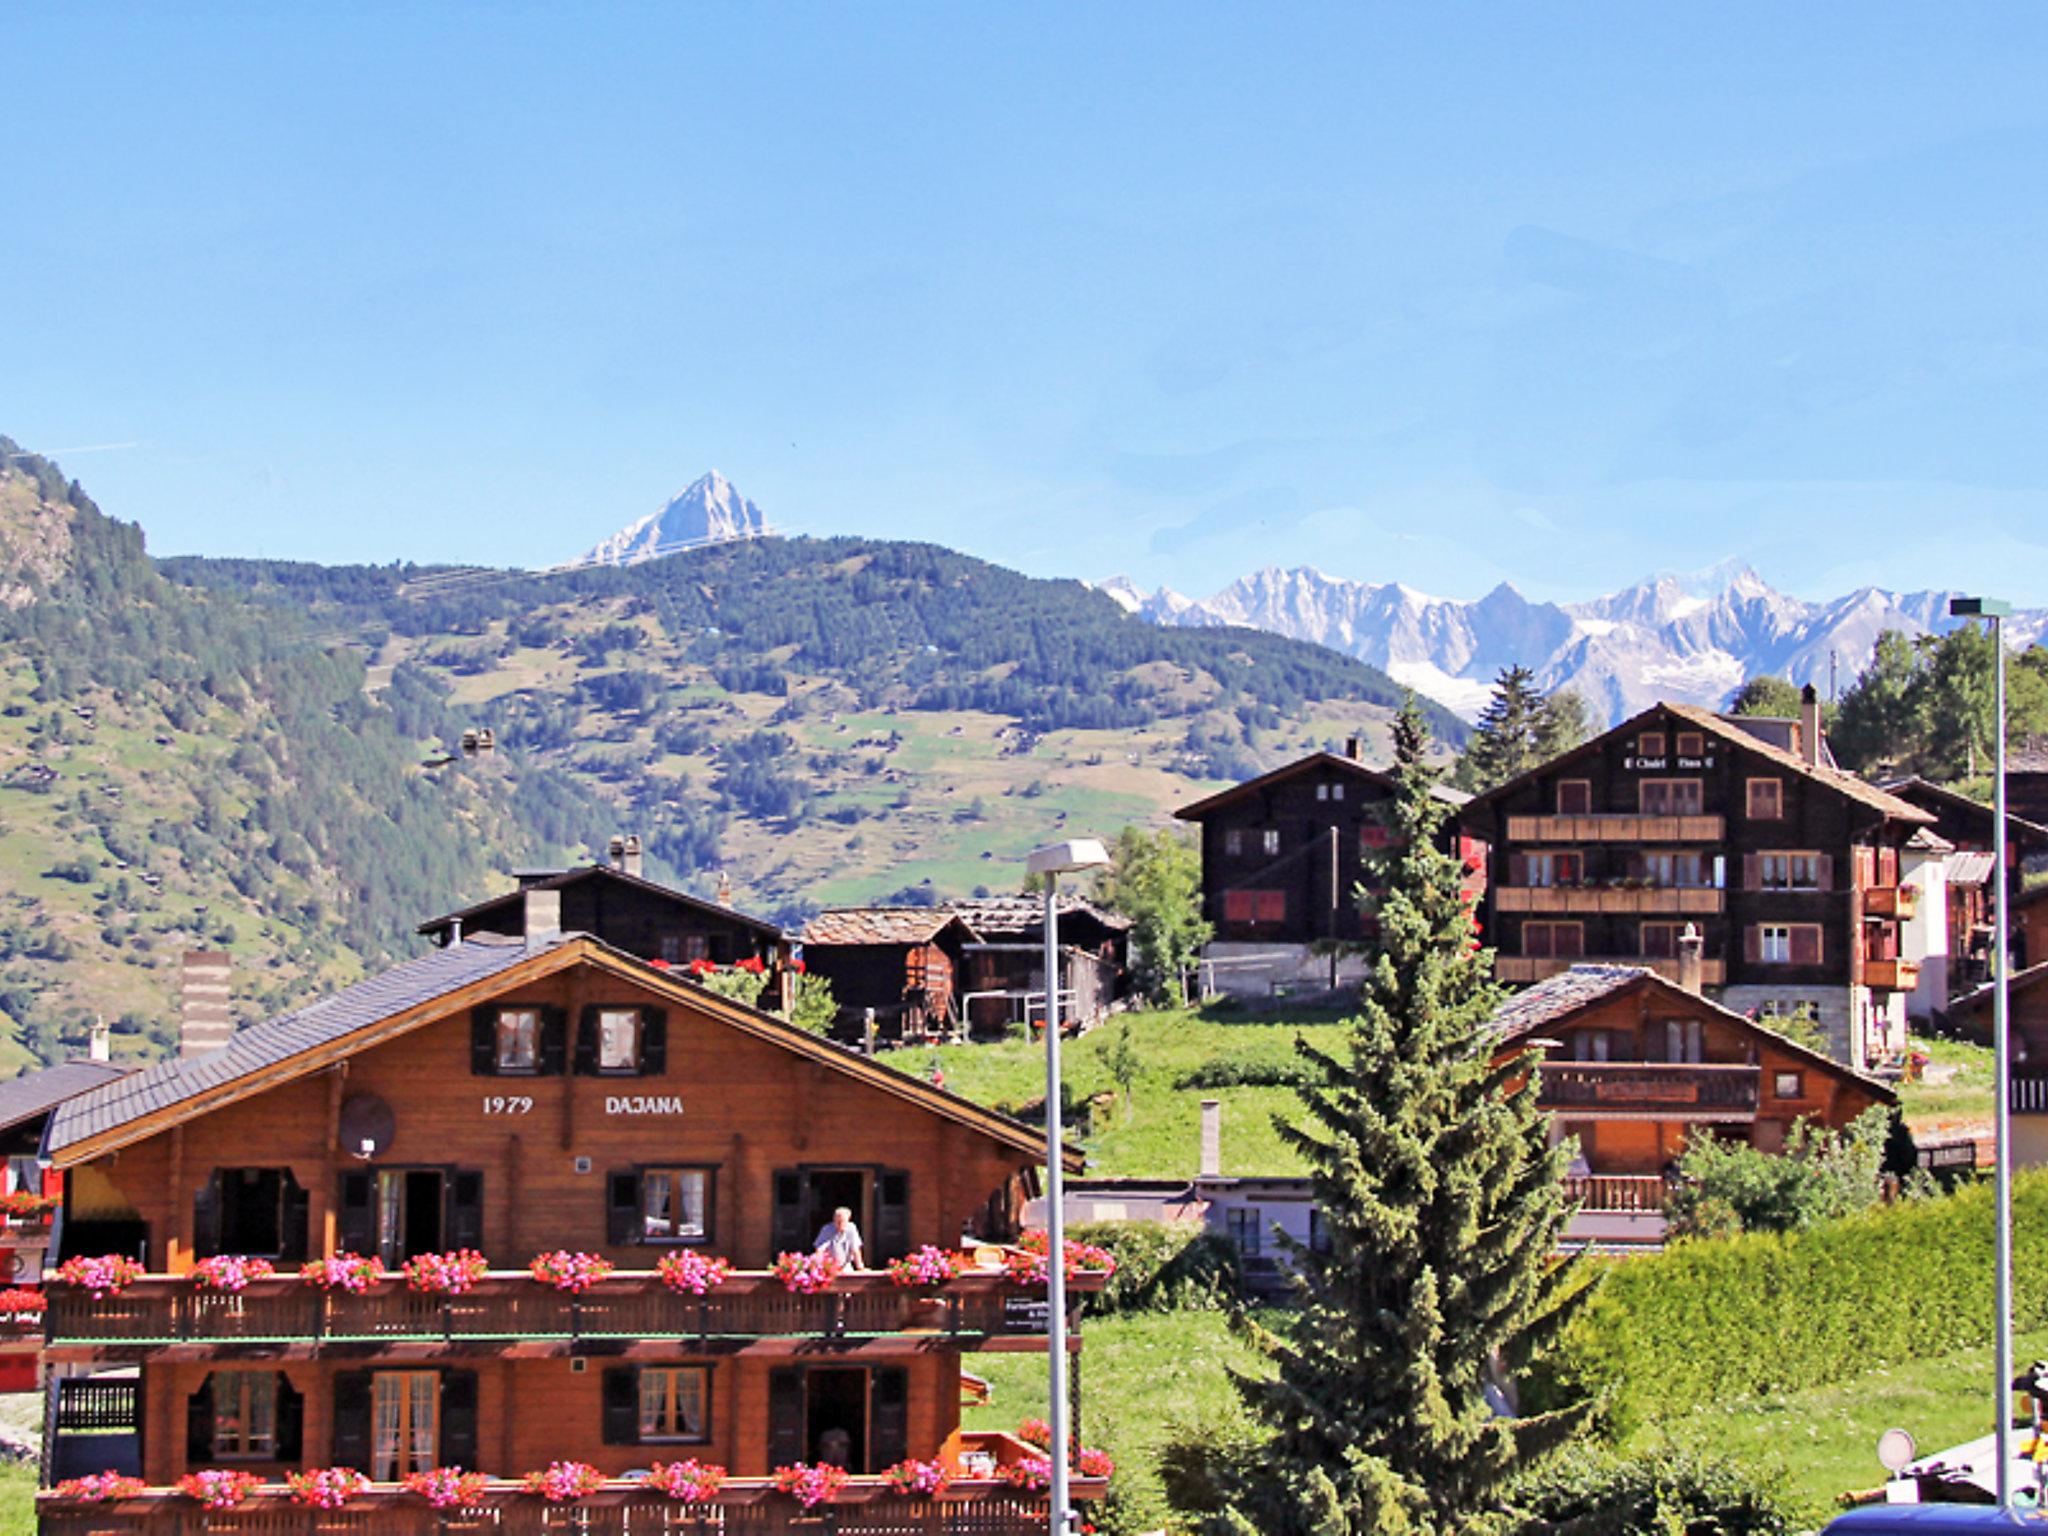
[471,1007,498,1076]
[869,1367,909,1471]
[1506,854,1528,887]
[767,1368,805,1467]
[186,1375,216,1466]
[1791,926,1822,966]
[1743,854,1761,891]
[573,1007,601,1076]
[192,1171,222,1261]
[772,1172,807,1256]
[331,1370,373,1473]
[280,1177,310,1265]
[537,1007,569,1076]
[601,1367,639,1444]
[276,1375,304,1461]
[638,1007,667,1077]
[607,1172,642,1246]
[447,1172,485,1252]
[1817,855,1834,892]
[337,1171,376,1256]
[1744,925,1762,964]
[873,1170,911,1265]
[439,1370,479,1470]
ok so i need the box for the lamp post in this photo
[1025,837,1110,1536]
[1951,595,2014,1503]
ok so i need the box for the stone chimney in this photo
[524,887,563,946]
[88,1016,110,1063]
[716,870,733,909]
[607,834,643,879]
[1345,736,1362,761]
[1199,1098,1222,1179]
[179,951,234,1058]
[1800,684,1822,768]
[1676,923,1704,996]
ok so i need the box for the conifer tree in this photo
[1204,697,1595,1535]
[1453,667,1588,792]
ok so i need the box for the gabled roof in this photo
[947,895,1131,938]
[46,934,1073,1170]
[1458,701,1934,827]
[417,864,785,942]
[1173,750,1470,822]
[802,908,981,947]
[1950,960,2048,1018]
[2019,882,2048,911]
[1486,963,1896,1104]
[0,1059,131,1138]
[1879,776,2048,849]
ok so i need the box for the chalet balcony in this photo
[1863,958,1921,991]
[2013,1077,2048,1116]
[1496,955,1727,987]
[42,1270,1104,1364]
[1561,1174,1675,1213]
[1504,814,1724,844]
[1538,1062,1760,1119]
[1495,886,1724,916]
[1863,884,1920,919]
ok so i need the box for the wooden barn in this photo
[798,909,980,1044]
[34,921,1101,1531]
[946,896,1131,1038]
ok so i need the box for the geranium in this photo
[176,1469,263,1509]
[0,1287,45,1317]
[522,1461,604,1502]
[773,1462,848,1508]
[402,1467,490,1508]
[1000,1457,1053,1493]
[300,1253,381,1293]
[1016,1418,1053,1450]
[192,1255,277,1292]
[528,1250,613,1294]
[735,955,766,974]
[656,1250,733,1296]
[772,1250,842,1294]
[0,1190,59,1219]
[402,1249,490,1295]
[285,1467,370,1508]
[686,958,717,976]
[882,1458,951,1495]
[53,1254,143,1298]
[1001,1230,1116,1285]
[52,1471,144,1502]
[646,1459,726,1502]
[886,1245,965,1287]
[1076,1447,1115,1479]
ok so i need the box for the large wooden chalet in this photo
[33,913,1101,1533]
[1459,694,1935,1068]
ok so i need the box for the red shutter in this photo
[1743,854,1760,891]
[1223,892,1252,924]
[1257,891,1287,923]
[1744,925,1762,964]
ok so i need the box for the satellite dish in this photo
[338,1094,396,1160]
[1878,1427,1917,1474]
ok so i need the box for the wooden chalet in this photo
[1459,693,1936,1068]
[33,921,1102,1532]
[2023,883,2048,973]
[2010,738,2048,827]
[1174,740,1481,999]
[945,896,1131,1038]
[1952,962,2048,1168]
[799,910,979,1044]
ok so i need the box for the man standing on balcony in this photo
[815,1206,866,1269]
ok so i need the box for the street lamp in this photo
[1025,836,1110,1536]
[1951,594,2015,1504]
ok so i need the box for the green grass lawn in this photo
[1898,1034,1997,1126]
[0,1463,32,1536]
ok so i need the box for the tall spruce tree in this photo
[1207,698,1595,1535]
[1454,667,1588,793]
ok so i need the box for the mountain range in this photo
[1100,562,2048,722]
[578,471,770,567]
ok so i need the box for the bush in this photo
[1526,1169,2048,1438]
[1175,1048,1313,1091]
[1065,1220,1240,1316]
[1507,1444,1797,1535]
[1664,1106,1890,1237]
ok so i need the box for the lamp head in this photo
[1026,838,1111,878]
[1949,596,2013,618]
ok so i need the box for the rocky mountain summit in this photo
[578,471,770,566]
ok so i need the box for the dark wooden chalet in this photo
[1459,693,1935,1068]
[946,896,1131,1037]
[2023,883,2048,972]
[1951,961,2048,1167]
[798,909,980,1044]
[2010,738,2048,827]
[33,929,1100,1533]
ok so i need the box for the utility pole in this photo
[1329,826,1340,991]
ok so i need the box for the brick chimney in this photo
[1676,923,1704,996]
[1800,684,1822,768]
[1199,1098,1222,1179]
[179,951,234,1058]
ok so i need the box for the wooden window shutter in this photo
[330,1370,374,1473]
[638,1007,667,1077]
[1507,854,1528,887]
[768,1368,805,1468]
[192,1171,223,1261]
[185,1375,216,1467]
[573,1007,602,1076]
[280,1176,310,1265]
[1557,925,1584,959]
[607,1172,642,1247]
[470,1007,498,1076]
[447,1172,485,1252]
[537,1007,568,1076]
[601,1367,639,1445]
[337,1171,376,1256]
[874,1170,912,1266]
[772,1171,808,1256]
[1743,854,1761,891]
[276,1375,305,1462]
[1256,891,1286,923]
[1223,891,1252,923]
[439,1370,480,1470]
[1791,926,1821,965]
[870,1366,910,1471]
[1744,925,1762,964]
[1817,855,1834,892]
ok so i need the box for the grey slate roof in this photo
[1488,965,1651,1043]
[47,935,550,1155]
[0,1060,131,1137]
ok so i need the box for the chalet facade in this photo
[1953,962,2048,1168]
[1459,696,1935,1067]
[1175,742,1480,999]
[799,910,979,1044]
[947,896,1131,1037]
[34,926,1100,1532]
[2010,739,2048,827]
[2023,884,2048,972]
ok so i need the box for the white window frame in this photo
[494,1007,540,1074]
[597,1008,641,1074]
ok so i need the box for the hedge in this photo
[1526,1168,2048,1436]
[1064,1219,1242,1315]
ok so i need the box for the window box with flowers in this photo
[528,1250,613,1294]
[299,1253,381,1294]
[1001,1231,1116,1287]
[523,1461,605,1503]
[772,1463,848,1510]
[175,1469,264,1511]
[772,1251,843,1294]
[50,1471,145,1504]
[886,1246,965,1288]
[0,1189,59,1224]
[285,1468,370,1510]
[401,1467,490,1509]
[646,1459,726,1502]
[402,1250,489,1296]
[656,1251,733,1296]
[192,1255,277,1293]
[0,1287,44,1328]
[53,1254,143,1299]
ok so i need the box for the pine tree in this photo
[1453,667,1587,793]
[1204,698,1595,1535]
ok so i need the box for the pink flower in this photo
[285,1467,369,1509]
[53,1254,143,1298]
[402,1467,489,1508]
[886,1245,965,1288]
[192,1255,277,1292]
[647,1459,726,1502]
[1017,1418,1054,1450]
[1002,1231,1116,1285]
[52,1471,144,1503]
[882,1458,951,1495]
[1001,1456,1052,1493]
[402,1249,490,1296]
[773,1462,849,1508]
[527,1250,614,1294]
[772,1250,843,1294]
[175,1469,263,1510]
[522,1461,604,1503]
[656,1251,733,1296]
[1077,1447,1115,1479]
[299,1253,381,1293]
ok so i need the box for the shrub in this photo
[1664,1106,1890,1237]
[1174,1049,1313,1091]
[1064,1221,1239,1315]
[1506,1444,1797,1534]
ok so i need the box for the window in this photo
[1522,922,1584,959]
[1566,1029,1618,1062]
[1223,829,1243,857]
[1657,1019,1704,1064]
[1556,780,1592,815]
[638,1367,710,1442]
[1639,779,1704,816]
[597,1008,641,1073]
[1774,1071,1805,1099]
[1639,922,1683,960]
[1330,783,1344,801]
[1756,925,1822,965]
[1307,1209,1332,1255]
[1225,1207,1262,1257]
[211,1371,279,1460]
[1222,890,1286,925]
[1316,782,1344,801]
[639,1168,710,1244]
[1641,851,1710,888]
[1260,829,1281,857]
[660,933,711,965]
[1746,778,1784,820]
[1758,853,1825,890]
[1637,731,1667,757]
[371,1372,439,1482]
[494,1008,539,1073]
[1524,852,1583,888]
[1676,732,1704,759]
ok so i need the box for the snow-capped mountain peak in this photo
[579,472,770,567]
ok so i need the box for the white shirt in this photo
[814,1221,864,1266]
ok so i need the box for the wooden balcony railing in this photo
[1505,814,1724,844]
[2013,1077,2048,1116]
[1496,956,1727,986]
[1863,885,1919,919]
[1495,886,1723,915]
[1863,958,1921,991]
[1561,1174,1674,1213]
[44,1271,1104,1362]
[1538,1063,1760,1115]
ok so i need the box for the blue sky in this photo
[7,4,2048,606]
